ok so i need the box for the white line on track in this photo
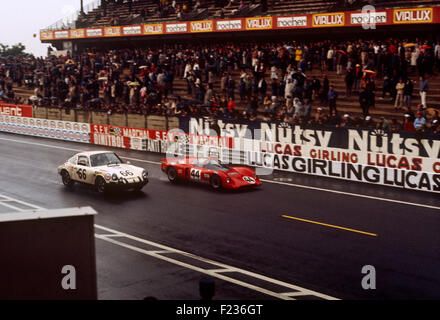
[1,135,439,211]
[0,190,338,300]
[94,225,338,300]
[261,179,440,211]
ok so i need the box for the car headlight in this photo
[142,170,148,179]
[226,178,231,183]
[104,173,112,181]
[112,174,118,181]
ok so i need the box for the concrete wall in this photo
[46,108,61,120]
[91,111,108,125]
[127,114,146,129]
[32,107,177,131]
[147,115,167,131]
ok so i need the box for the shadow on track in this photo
[161,179,262,195]
[59,183,149,204]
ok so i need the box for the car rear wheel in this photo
[167,167,178,183]
[61,170,74,187]
[210,175,222,190]
[95,177,107,194]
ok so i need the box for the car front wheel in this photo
[95,177,107,194]
[167,167,178,183]
[61,170,74,187]
[210,175,222,190]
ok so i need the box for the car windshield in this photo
[90,153,123,167]
[205,160,231,171]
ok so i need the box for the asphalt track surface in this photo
[1,132,440,300]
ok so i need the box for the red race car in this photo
[161,157,262,190]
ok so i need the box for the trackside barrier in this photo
[47,107,62,120]
[109,113,127,127]
[61,108,76,122]
[91,111,108,125]
[0,115,91,144]
[29,107,176,130]
[127,113,147,129]
[147,115,167,131]
[1,111,440,193]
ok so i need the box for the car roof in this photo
[77,151,115,157]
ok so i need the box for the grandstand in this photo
[41,0,440,30]
[5,0,440,128]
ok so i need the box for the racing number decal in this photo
[243,176,256,184]
[77,169,87,180]
[190,169,202,180]
[120,171,134,177]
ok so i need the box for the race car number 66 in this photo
[220,305,263,315]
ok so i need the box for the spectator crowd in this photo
[1,37,440,134]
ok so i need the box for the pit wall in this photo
[1,105,440,193]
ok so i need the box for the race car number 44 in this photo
[243,176,256,184]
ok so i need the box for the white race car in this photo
[58,151,149,193]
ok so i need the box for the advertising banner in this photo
[89,123,234,150]
[0,116,90,143]
[0,103,33,118]
[41,6,440,41]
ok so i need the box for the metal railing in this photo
[41,0,102,31]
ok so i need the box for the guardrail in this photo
[33,107,179,131]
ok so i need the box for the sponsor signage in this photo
[276,16,308,28]
[312,12,345,27]
[0,103,33,118]
[246,17,272,30]
[54,30,70,39]
[245,151,440,193]
[0,116,90,143]
[122,25,142,35]
[190,20,214,33]
[86,28,103,37]
[350,11,387,25]
[165,22,188,33]
[70,29,85,38]
[216,19,243,31]
[40,31,54,40]
[40,6,439,41]
[143,23,163,35]
[181,117,440,173]
[104,27,121,37]
[394,8,433,24]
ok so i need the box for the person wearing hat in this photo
[430,119,440,134]
[364,115,375,129]
[341,114,352,127]
[403,114,416,132]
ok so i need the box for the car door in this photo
[74,155,93,185]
